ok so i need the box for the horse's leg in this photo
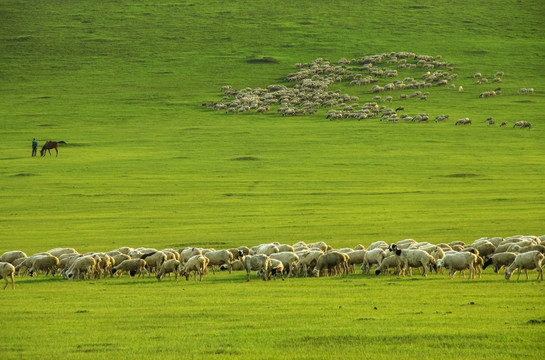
[55,147,58,157]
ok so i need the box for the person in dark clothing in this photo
[32,138,38,157]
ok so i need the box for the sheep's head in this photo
[375,269,382,276]
[389,243,398,252]
[504,269,513,280]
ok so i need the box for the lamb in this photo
[204,249,234,274]
[242,254,272,281]
[112,258,148,278]
[0,262,16,289]
[156,259,182,281]
[504,251,544,281]
[389,245,436,277]
[312,252,349,277]
[181,255,209,281]
[0,250,27,264]
[65,255,97,280]
[483,252,517,273]
[437,252,478,279]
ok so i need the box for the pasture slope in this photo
[1,0,544,359]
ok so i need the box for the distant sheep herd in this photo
[1,234,544,289]
[204,52,536,128]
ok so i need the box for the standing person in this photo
[32,138,38,157]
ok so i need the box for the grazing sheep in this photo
[156,259,181,281]
[483,252,517,273]
[249,243,280,256]
[141,251,167,275]
[180,247,203,264]
[458,86,463,92]
[312,251,349,277]
[243,254,272,281]
[65,255,98,280]
[455,118,471,125]
[513,121,532,129]
[29,254,59,277]
[47,248,78,258]
[112,258,148,278]
[437,252,478,279]
[270,252,299,277]
[389,245,436,277]
[0,250,28,264]
[205,249,234,274]
[504,251,544,281]
[0,262,16,289]
[375,255,404,276]
[181,255,209,281]
[294,250,323,277]
[361,248,386,274]
[267,259,285,280]
[346,250,367,273]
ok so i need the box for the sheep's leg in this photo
[525,269,529,280]
[3,278,7,290]
[516,269,522,280]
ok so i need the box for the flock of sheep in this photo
[1,234,544,289]
[204,52,535,128]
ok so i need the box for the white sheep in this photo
[112,258,148,278]
[0,250,27,264]
[0,262,16,289]
[156,259,181,281]
[65,255,97,280]
[294,250,323,277]
[312,252,349,277]
[204,249,234,274]
[375,255,404,276]
[141,251,167,275]
[267,258,285,280]
[483,252,517,273]
[346,250,367,273]
[361,248,386,274]
[390,246,436,277]
[504,251,544,281]
[242,254,272,281]
[249,243,279,256]
[437,252,478,279]
[179,247,203,264]
[29,254,59,277]
[181,255,209,281]
[270,252,299,277]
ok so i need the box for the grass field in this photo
[1,0,545,359]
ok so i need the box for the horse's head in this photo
[40,148,45,156]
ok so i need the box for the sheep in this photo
[141,251,167,275]
[374,255,404,276]
[156,259,182,281]
[65,255,97,280]
[270,252,299,277]
[181,255,209,281]
[483,252,517,273]
[47,248,78,258]
[267,259,285,280]
[0,250,27,264]
[504,251,544,281]
[249,243,280,256]
[112,258,148,278]
[361,248,386,274]
[294,250,323,277]
[0,262,16,289]
[389,245,436,277]
[29,254,59,277]
[455,117,471,125]
[242,254,272,281]
[468,240,496,258]
[205,249,234,274]
[458,86,463,92]
[346,250,367,273]
[312,252,349,277]
[367,241,389,251]
[513,121,532,129]
[179,247,203,264]
[437,252,478,279]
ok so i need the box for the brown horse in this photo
[40,141,66,157]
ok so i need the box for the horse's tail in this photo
[58,141,66,144]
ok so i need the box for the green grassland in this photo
[1,0,545,359]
